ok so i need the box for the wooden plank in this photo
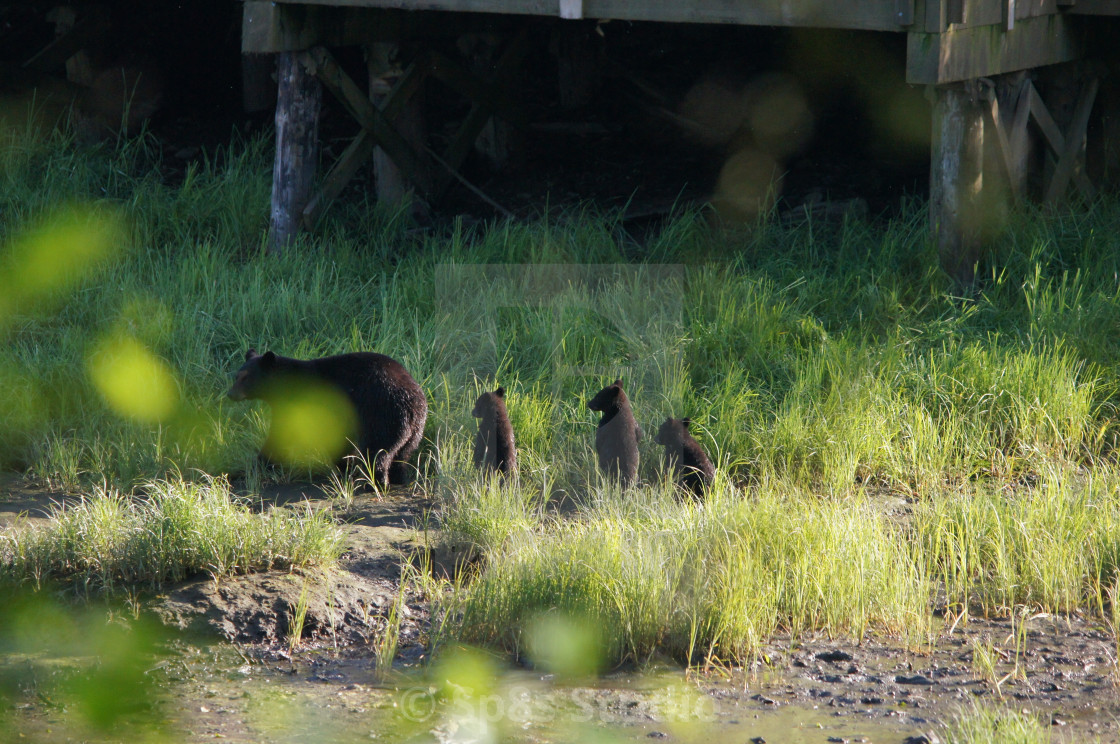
[1025,81,1095,197]
[896,0,916,25]
[371,51,430,207]
[303,130,376,226]
[1015,0,1058,19]
[906,14,1078,84]
[242,2,411,53]
[1045,77,1098,203]
[919,0,947,32]
[271,0,910,31]
[981,84,1020,198]
[957,0,1057,28]
[269,52,322,254]
[1067,0,1120,12]
[947,0,965,24]
[1005,75,1031,195]
[1026,82,1065,152]
[434,29,531,197]
[303,46,433,193]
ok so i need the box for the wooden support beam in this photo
[980,80,1021,199]
[269,52,322,255]
[1044,76,1098,203]
[1024,81,1095,199]
[242,2,413,53]
[434,29,531,197]
[1004,75,1032,196]
[303,46,433,193]
[930,83,986,285]
[370,51,430,209]
[1067,0,1120,13]
[906,14,1078,84]
[304,131,376,227]
[268,0,911,31]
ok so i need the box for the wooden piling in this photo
[268,51,321,255]
[930,83,985,286]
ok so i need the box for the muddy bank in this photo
[144,489,1120,742]
[149,489,438,651]
[3,480,1120,743]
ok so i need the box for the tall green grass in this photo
[2,126,1118,492]
[6,126,1120,660]
[942,704,1052,744]
[0,476,342,594]
[915,464,1120,617]
[452,481,929,663]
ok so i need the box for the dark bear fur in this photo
[228,349,427,488]
[653,417,715,497]
[471,386,517,477]
[587,379,642,487]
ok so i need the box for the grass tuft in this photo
[0,476,342,594]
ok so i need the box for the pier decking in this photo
[242,0,1120,280]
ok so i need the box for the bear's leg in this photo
[372,449,393,490]
[389,411,426,485]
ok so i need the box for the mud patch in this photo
[149,488,436,650]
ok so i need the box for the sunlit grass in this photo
[942,704,1052,744]
[913,464,1120,618]
[450,480,929,665]
[5,124,1120,664]
[0,476,343,594]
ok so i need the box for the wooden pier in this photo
[242,0,1120,281]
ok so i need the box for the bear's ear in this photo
[681,417,692,429]
[495,386,505,398]
[261,351,277,367]
[245,349,259,362]
[613,378,623,387]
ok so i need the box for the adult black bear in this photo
[653,417,715,497]
[472,386,517,477]
[228,349,427,488]
[587,379,642,488]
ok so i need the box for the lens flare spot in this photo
[0,362,46,438]
[526,612,604,678]
[88,336,180,423]
[263,380,358,468]
[710,147,782,223]
[747,74,813,158]
[0,206,124,321]
[432,646,499,700]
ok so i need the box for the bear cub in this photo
[587,379,642,487]
[228,349,427,488]
[472,386,517,477]
[653,417,715,497]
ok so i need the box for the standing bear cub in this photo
[472,386,517,477]
[654,417,715,497]
[587,379,642,488]
[228,349,427,488]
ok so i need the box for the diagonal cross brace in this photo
[302,46,434,196]
[1024,78,1097,203]
[302,52,432,227]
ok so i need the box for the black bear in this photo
[587,379,642,487]
[228,349,427,488]
[653,417,715,497]
[472,386,517,477]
